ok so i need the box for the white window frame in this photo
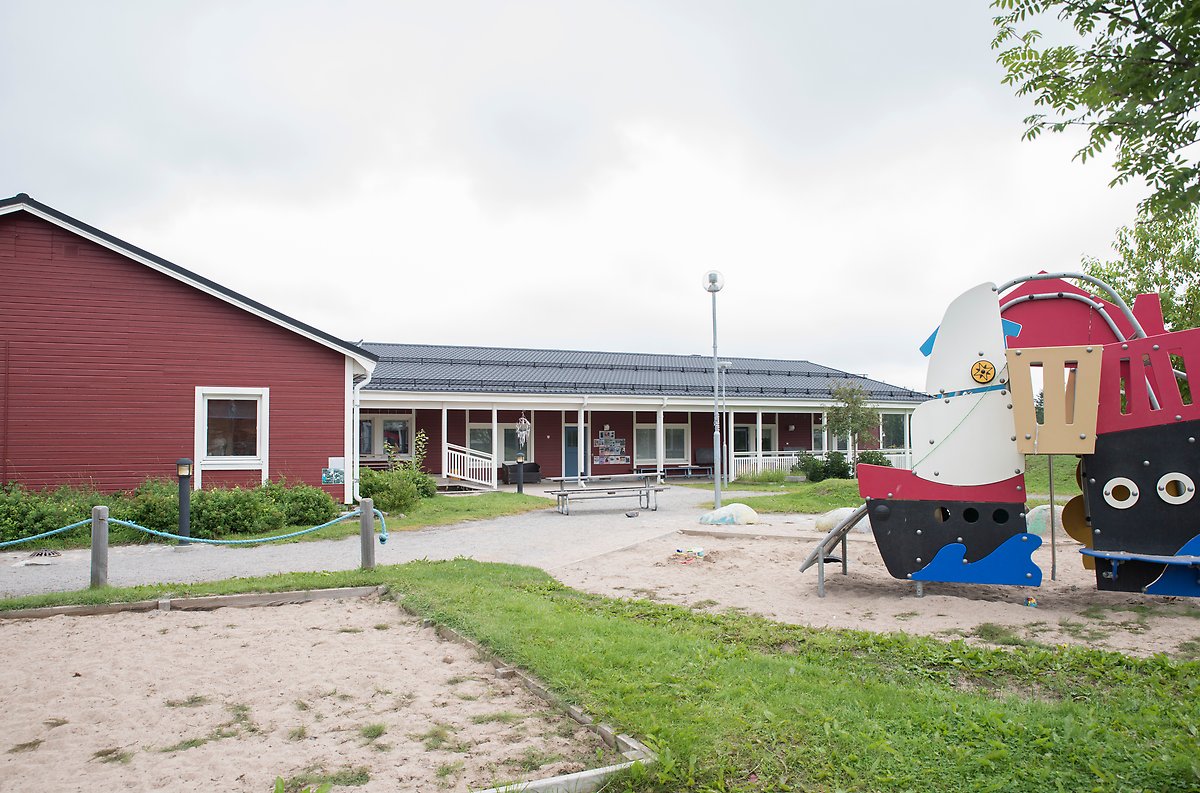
[733,423,777,453]
[194,386,269,489]
[633,424,689,464]
[468,421,536,464]
[360,413,416,460]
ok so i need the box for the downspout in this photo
[352,363,375,503]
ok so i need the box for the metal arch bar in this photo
[1000,292,1127,342]
[996,271,1148,340]
[999,290,1162,411]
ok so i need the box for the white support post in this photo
[491,407,499,489]
[904,410,913,468]
[756,411,763,475]
[726,408,733,484]
[441,406,448,477]
[576,406,585,485]
[656,406,665,480]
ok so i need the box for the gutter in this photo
[352,364,375,503]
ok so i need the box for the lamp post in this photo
[704,271,724,509]
[515,415,531,495]
[176,458,192,546]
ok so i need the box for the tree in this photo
[826,385,881,448]
[1083,205,1200,331]
[991,1,1200,217]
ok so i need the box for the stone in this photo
[1025,504,1065,536]
[816,507,868,533]
[699,503,760,525]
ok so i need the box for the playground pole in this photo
[1048,455,1057,581]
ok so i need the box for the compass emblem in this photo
[971,359,996,384]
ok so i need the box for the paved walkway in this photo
[0,486,731,598]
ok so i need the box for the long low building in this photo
[0,193,925,500]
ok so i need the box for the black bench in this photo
[501,462,541,484]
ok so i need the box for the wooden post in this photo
[90,505,108,589]
[359,497,375,571]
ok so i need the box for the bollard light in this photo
[176,457,192,545]
[515,451,526,495]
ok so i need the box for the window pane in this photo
[383,420,409,455]
[207,399,257,456]
[881,414,905,449]
[812,422,826,452]
[665,428,686,459]
[734,427,750,453]
[635,428,656,460]
[468,428,491,454]
[359,420,374,454]
[504,428,526,461]
[761,428,775,453]
[833,433,851,452]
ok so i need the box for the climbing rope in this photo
[0,508,388,549]
[0,518,92,549]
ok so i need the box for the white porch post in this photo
[491,407,499,489]
[725,408,733,483]
[904,410,913,468]
[576,406,586,484]
[656,406,665,478]
[441,406,448,477]
[755,411,763,474]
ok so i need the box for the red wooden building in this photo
[0,194,377,503]
[1,193,924,498]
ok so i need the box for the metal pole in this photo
[90,505,108,589]
[712,290,722,509]
[178,470,191,546]
[1048,454,1057,581]
[359,497,376,571]
[516,456,525,495]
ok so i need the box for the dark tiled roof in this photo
[362,343,927,402]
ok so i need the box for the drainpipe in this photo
[352,363,375,503]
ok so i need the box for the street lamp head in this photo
[703,270,724,293]
[176,458,193,478]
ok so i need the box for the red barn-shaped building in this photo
[0,194,377,503]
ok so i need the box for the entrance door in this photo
[563,425,588,478]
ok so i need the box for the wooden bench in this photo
[633,464,713,480]
[552,484,667,515]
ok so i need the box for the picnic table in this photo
[545,474,667,515]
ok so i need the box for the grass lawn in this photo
[6,561,1197,792]
[1022,454,1082,499]
[718,478,862,514]
[7,492,552,551]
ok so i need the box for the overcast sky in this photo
[0,1,1145,391]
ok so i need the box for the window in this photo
[633,425,688,463]
[383,419,410,455]
[468,423,535,463]
[881,413,906,449]
[733,425,777,453]
[207,399,257,456]
[359,419,374,455]
[812,414,826,452]
[194,387,269,487]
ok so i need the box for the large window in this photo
[733,425,776,453]
[206,399,258,456]
[881,413,907,449]
[195,386,269,488]
[633,425,688,463]
[812,414,826,452]
[359,414,413,458]
[468,423,534,463]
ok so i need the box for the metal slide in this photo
[798,503,868,597]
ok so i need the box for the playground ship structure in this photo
[856,273,1200,598]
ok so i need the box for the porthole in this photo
[933,507,950,523]
[992,508,1009,524]
[1157,472,1195,506]
[1102,477,1139,510]
[963,507,980,523]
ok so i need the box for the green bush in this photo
[125,478,179,531]
[792,453,827,483]
[0,482,118,544]
[190,487,285,539]
[400,465,437,499]
[735,468,788,484]
[824,452,853,480]
[854,450,894,470]
[261,480,338,525]
[359,468,419,514]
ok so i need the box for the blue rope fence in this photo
[0,509,387,550]
[0,518,93,549]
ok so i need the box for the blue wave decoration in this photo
[1144,534,1200,598]
[911,533,1042,587]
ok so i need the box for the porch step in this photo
[437,477,491,494]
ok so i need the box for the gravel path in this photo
[0,485,725,598]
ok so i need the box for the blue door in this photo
[563,425,588,478]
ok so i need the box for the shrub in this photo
[824,452,853,480]
[792,453,826,483]
[0,482,118,544]
[854,450,894,470]
[125,478,179,531]
[359,468,419,514]
[261,480,338,525]
[190,487,285,538]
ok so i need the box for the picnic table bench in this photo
[546,474,668,515]
[633,463,713,480]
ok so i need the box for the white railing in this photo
[730,448,911,480]
[446,443,496,489]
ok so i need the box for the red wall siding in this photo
[0,213,347,496]
[588,410,634,475]
[447,410,466,447]
[777,412,813,451]
[689,413,711,465]
[414,409,442,473]
[534,410,562,477]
